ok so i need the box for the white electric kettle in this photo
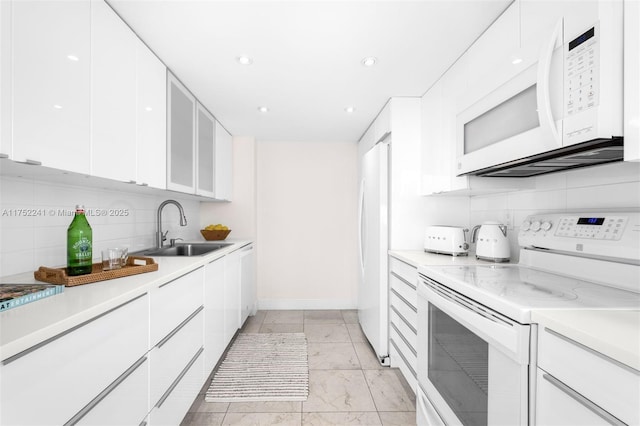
[470,221,511,262]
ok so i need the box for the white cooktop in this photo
[418,263,640,323]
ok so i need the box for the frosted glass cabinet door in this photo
[196,103,215,197]
[91,0,137,183]
[167,73,196,193]
[11,0,91,173]
[214,121,233,201]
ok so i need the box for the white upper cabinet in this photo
[167,73,196,193]
[90,0,137,183]
[374,102,391,143]
[11,0,91,173]
[196,104,216,197]
[215,121,233,201]
[136,39,167,189]
[625,0,640,161]
[0,0,11,158]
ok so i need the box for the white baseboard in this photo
[257,298,357,310]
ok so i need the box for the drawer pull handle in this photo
[390,271,417,290]
[389,338,417,378]
[390,288,417,313]
[390,322,417,356]
[64,356,148,426]
[156,347,204,408]
[390,305,417,334]
[542,373,626,426]
[544,328,639,374]
[156,305,204,348]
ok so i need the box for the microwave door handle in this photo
[536,18,563,145]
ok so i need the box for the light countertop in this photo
[532,309,640,371]
[389,249,492,267]
[0,240,251,361]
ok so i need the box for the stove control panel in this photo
[518,212,639,260]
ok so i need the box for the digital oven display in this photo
[577,217,605,225]
[569,27,595,51]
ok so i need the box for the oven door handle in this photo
[424,285,529,363]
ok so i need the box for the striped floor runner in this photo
[205,333,309,402]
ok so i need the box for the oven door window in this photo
[428,303,488,426]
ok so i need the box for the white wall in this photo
[424,161,640,262]
[200,136,257,239]
[0,174,201,277]
[256,140,358,310]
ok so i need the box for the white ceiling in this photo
[108,0,511,142]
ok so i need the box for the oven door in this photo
[417,274,531,426]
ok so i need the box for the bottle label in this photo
[71,237,92,261]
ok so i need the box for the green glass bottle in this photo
[67,205,93,276]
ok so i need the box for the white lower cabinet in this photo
[535,327,639,426]
[148,348,204,426]
[150,308,204,408]
[0,293,149,425]
[150,267,204,347]
[224,249,242,344]
[388,256,418,392]
[240,244,256,324]
[204,257,226,373]
[76,356,149,426]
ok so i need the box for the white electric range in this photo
[416,212,640,426]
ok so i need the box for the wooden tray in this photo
[34,256,158,287]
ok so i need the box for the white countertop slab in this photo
[389,249,493,267]
[0,240,251,361]
[532,309,640,371]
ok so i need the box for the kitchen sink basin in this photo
[140,242,232,257]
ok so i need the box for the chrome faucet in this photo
[156,200,187,248]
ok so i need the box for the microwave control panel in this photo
[565,24,599,118]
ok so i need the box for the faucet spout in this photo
[157,200,187,248]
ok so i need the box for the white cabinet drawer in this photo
[390,273,417,309]
[1,294,149,425]
[151,308,204,406]
[150,267,204,346]
[389,256,418,287]
[149,348,204,426]
[535,368,614,426]
[390,308,417,351]
[538,327,639,425]
[389,327,417,391]
[390,291,417,330]
[389,341,417,395]
[76,356,149,426]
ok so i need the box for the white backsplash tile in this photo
[0,175,201,276]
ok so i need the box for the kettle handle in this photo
[470,224,481,243]
[499,225,508,237]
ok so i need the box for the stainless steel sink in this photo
[140,243,232,257]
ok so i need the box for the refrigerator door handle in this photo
[358,178,366,273]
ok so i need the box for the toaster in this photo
[424,226,469,256]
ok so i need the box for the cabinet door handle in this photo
[542,373,626,426]
[64,355,148,426]
[24,159,42,166]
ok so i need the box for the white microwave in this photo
[456,4,623,177]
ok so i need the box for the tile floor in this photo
[181,310,417,425]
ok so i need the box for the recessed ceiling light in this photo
[53,104,63,109]
[361,57,377,67]
[237,56,253,65]
[145,106,153,112]
[511,57,523,65]
[344,106,355,113]
[67,54,79,61]
[258,106,269,113]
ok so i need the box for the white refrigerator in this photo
[357,141,390,366]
